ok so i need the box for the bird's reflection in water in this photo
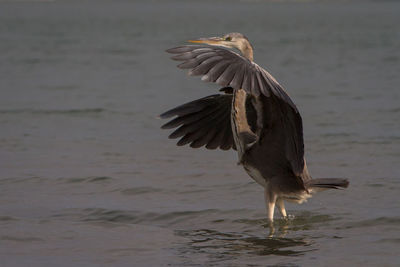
[264,219,290,238]
[176,227,312,258]
[176,212,335,258]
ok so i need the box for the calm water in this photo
[1,0,400,266]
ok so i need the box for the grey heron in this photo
[160,32,349,222]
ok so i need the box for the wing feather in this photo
[189,56,224,76]
[160,93,235,150]
[256,71,266,97]
[219,117,234,150]
[168,105,227,139]
[241,67,251,93]
[167,45,297,111]
[161,104,220,129]
[202,61,231,82]
[216,63,238,87]
[229,63,245,90]
[250,72,259,96]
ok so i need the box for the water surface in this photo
[1,0,400,266]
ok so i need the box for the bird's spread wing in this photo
[160,92,235,150]
[165,45,304,174]
[166,45,297,112]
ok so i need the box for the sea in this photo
[1,0,399,266]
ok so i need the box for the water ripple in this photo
[0,216,19,222]
[58,176,113,184]
[52,208,228,226]
[0,108,106,115]
[1,235,43,242]
[340,217,400,229]
[120,186,163,195]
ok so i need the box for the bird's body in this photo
[161,33,349,221]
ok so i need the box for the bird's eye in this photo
[225,36,232,41]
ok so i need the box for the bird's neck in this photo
[237,40,254,61]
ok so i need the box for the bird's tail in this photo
[306,178,349,191]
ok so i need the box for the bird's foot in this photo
[287,214,295,220]
[266,219,275,237]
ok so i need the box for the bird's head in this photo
[188,32,254,60]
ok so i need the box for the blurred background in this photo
[0,0,399,266]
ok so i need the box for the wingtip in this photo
[165,47,177,54]
[159,111,173,119]
[160,121,177,129]
[166,46,193,54]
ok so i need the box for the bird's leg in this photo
[276,198,288,219]
[264,187,277,222]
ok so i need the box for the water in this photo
[1,0,399,266]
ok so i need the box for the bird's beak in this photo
[188,37,224,45]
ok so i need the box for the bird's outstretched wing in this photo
[160,91,235,150]
[166,45,297,112]
[166,44,304,176]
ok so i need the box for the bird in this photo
[160,32,349,222]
